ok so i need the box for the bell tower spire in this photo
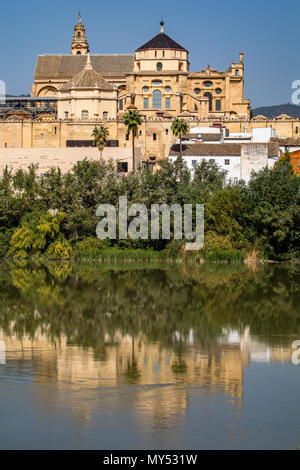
[71,13,89,55]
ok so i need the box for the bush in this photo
[8,210,71,259]
[47,238,72,259]
[74,237,109,252]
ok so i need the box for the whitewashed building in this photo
[169,142,280,183]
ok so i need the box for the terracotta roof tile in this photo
[34,55,134,80]
[183,133,222,142]
[59,66,113,91]
[169,143,242,156]
[169,142,279,158]
[271,137,300,146]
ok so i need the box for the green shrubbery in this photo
[9,210,72,259]
[0,155,298,261]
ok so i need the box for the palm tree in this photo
[171,118,189,156]
[92,125,109,161]
[123,109,143,172]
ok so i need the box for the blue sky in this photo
[1,0,299,107]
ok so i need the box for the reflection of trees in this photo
[0,262,299,357]
[171,359,188,377]
[124,337,141,385]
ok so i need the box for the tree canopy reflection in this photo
[0,261,299,355]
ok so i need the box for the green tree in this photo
[92,125,109,161]
[205,186,245,245]
[241,163,300,257]
[9,210,72,259]
[193,160,227,198]
[171,118,189,155]
[123,110,143,172]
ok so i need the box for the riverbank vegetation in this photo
[0,153,299,261]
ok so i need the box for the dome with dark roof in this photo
[136,23,187,52]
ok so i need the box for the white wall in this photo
[190,127,221,135]
[251,127,276,143]
[169,155,241,181]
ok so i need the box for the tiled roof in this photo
[183,133,222,142]
[34,54,134,80]
[59,67,113,91]
[201,133,222,142]
[169,143,242,156]
[169,142,279,157]
[136,32,186,52]
[271,137,300,146]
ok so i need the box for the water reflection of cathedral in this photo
[0,328,293,426]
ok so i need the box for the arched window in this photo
[77,51,82,55]
[157,62,163,71]
[81,110,89,120]
[204,92,212,112]
[152,90,162,109]
[103,112,108,120]
[194,88,200,95]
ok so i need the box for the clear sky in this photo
[1,0,300,107]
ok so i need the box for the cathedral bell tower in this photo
[71,13,89,55]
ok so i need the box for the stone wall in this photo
[0,117,299,164]
[0,147,140,175]
[241,144,268,182]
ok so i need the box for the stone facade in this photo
[71,13,89,56]
[56,54,118,120]
[1,117,300,162]
[1,15,299,167]
[31,17,250,119]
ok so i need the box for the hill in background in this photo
[252,103,300,118]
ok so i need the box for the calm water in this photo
[0,261,299,450]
